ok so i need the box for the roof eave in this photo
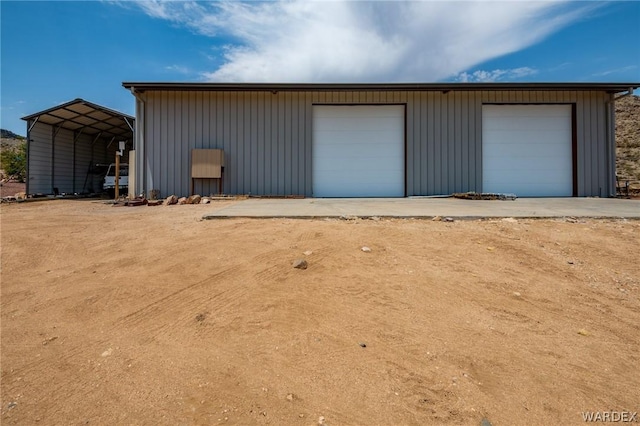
[122,82,640,94]
[21,98,135,122]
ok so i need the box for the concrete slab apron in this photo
[203,198,640,219]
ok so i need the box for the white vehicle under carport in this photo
[103,163,128,197]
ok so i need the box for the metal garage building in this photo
[22,99,134,196]
[122,82,638,198]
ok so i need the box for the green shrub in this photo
[1,142,27,182]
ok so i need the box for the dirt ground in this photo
[1,200,638,425]
[0,182,25,198]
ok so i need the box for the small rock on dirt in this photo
[292,259,308,269]
[187,194,202,204]
[443,217,455,222]
[361,246,371,253]
[286,393,294,401]
[149,189,161,200]
[359,342,367,348]
[42,336,58,345]
[501,217,518,223]
[318,416,326,425]
[566,217,578,223]
[164,195,178,205]
[369,216,381,221]
[303,250,313,256]
[14,192,26,200]
[577,329,590,336]
[101,348,113,357]
[432,216,442,221]
[200,198,210,204]
[480,418,493,426]
[177,197,187,205]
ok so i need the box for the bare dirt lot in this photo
[0,182,25,199]
[1,200,639,425]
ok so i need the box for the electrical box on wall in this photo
[191,149,225,194]
[192,149,224,178]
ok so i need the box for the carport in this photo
[21,98,134,196]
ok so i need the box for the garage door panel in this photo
[313,136,402,149]
[314,143,403,158]
[482,105,572,197]
[315,117,399,130]
[313,179,402,197]
[484,106,570,117]
[313,105,404,197]
[485,144,570,161]
[484,168,569,182]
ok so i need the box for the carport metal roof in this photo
[21,98,134,140]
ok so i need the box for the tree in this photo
[1,142,27,182]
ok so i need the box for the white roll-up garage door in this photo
[482,104,573,197]
[312,105,404,197]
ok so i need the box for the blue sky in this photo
[1,1,639,136]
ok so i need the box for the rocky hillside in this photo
[615,95,640,182]
[1,129,27,185]
[1,129,25,139]
[1,129,25,152]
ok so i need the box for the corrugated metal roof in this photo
[122,82,640,93]
[21,98,134,139]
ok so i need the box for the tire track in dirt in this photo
[114,246,301,341]
[116,263,245,328]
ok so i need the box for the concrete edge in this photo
[202,214,639,221]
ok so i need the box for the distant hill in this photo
[1,129,25,140]
[615,95,640,182]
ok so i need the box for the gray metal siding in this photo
[28,121,52,194]
[53,128,74,193]
[74,133,94,193]
[26,121,127,195]
[139,90,613,197]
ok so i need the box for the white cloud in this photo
[165,64,191,74]
[591,65,638,77]
[456,67,539,82]
[125,0,599,82]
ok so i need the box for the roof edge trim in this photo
[122,82,640,94]
[21,98,135,122]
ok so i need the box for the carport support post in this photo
[115,150,120,200]
[26,117,39,196]
[72,129,83,194]
[51,124,63,194]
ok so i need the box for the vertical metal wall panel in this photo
[406,92,415,194]
[433,94,442,194]
[28,121,53,194]
[304,96,313,196]
[74,132,93,193]
[595,93,606,196]
[589,93,598,195]
[53,128,74,193]
[92,136,107,192]
[27,121,121,195]
[140,89,613,198]
[575,91,586,194]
